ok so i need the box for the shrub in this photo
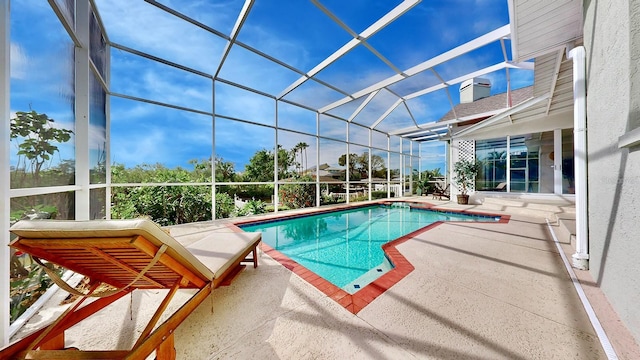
[371,191,394,199]
[237,199,267,216]
[278,175,316,209]
[215,192,235,219]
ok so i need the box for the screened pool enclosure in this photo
[0,0,600,343]
[3,0,586,342]
[4,1,540,225]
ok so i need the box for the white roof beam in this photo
[318,74,405,113]
[545,50,565,115]
[362,42,405,75]
[391,118,461,135]
[404,83,448,100]
[404,25,511,76]
[430,68,458,120]
[348,90,379,122]
[509,61,535,70]
[359,0,420,38]
[403,101,419,127]
[215,0,254,78]
[507,0,519,61]
[413,133,445,141]
[279,0,419,99]
[320,24,511,112]
[371,99,403,129]
[405,62,508,100]
[501,38,512,107]
[400,126,450,137]
[278,38,359,99]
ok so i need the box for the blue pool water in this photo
[240,203,499,294]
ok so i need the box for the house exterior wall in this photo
[584,0,640,342]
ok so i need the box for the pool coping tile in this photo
[233,201,510,315]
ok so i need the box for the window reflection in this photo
[10,2,76,188]
[562,129,575,194]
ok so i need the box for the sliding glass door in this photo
[475,130,573,194]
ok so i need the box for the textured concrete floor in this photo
[10,198,639,359]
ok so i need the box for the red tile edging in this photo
[231,201,509,315]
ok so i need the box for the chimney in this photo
[459,78,491,103]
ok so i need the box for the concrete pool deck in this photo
[9,197,640,359]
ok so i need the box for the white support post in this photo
[346,126,350,204]
[568,45,589,270]
[316,112,321,207]
[211,79,216,219]
[274,100,279,212]
[386,135,391,198]
[368,128,372,201]
[1,0,11,347]
[105,39,112,219]
[400,140,404,196]
[75,1,90,220]
[506,136,511,192]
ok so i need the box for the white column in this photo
[104,40,112,219]
[568,45,589,270]
[274,100,279,211]
[75,1,90,220]
[506,136,511,192]
[1,0,11,347]
[346,124,350,203]
[386,135,390,198]
[211,79,216,218]
[368,128,372,201]
[316,112,320,207]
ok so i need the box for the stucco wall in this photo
[584,0,640,342]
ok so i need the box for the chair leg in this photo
[156,333,176,360]
[39,333,64,350]
[253,246,258,268]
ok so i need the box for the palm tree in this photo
[299,142,309,173]
[293,142,309,174]
[292,143,302,174]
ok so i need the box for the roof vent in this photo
[459,78,491,103]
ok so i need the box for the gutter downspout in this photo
[568,45,589,270]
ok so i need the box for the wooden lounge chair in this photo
[1,219,261,360]
[432,183,450,200]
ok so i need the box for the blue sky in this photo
[9,0,533,175]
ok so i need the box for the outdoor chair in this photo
[432,183,450,200]
[479,182,507,191]
[494,182,507,191]
[1,219,261,360]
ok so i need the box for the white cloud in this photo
[10,43,28,79]
[95,0,226,74]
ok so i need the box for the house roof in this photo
[439,86,534,122]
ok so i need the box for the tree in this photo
[298,142,309,173]
[292,143,302,174]
[338,152,385,180]
[244,149,274,182]
[291,142,309,174]
[338,153,360,180]
[214,157,236,182]
[10,110,73,185]
[370,154,386,178]
[243,145,295,182]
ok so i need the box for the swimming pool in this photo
[240,203,500,294]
